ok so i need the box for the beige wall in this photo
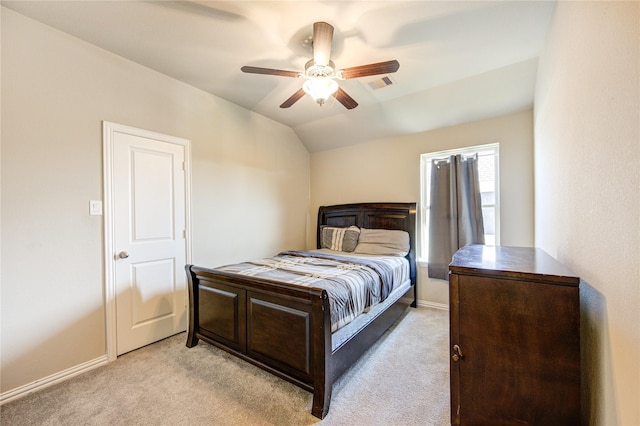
[310,110,534,306]
[534,2,640,424]
[0,8,309,394]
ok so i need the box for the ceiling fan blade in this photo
[280,88,306,108]
[313,22,334,66]
[335,87,358,110]
[241,66,300,78]
[339,60,400,79]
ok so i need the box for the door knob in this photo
[117,251,129,259]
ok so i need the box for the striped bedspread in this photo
[216,250,408,332]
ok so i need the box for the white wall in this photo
[534,2,639,424]
[310,110,534,306]
[0,8,309,395]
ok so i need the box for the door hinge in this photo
[182,229,186,239]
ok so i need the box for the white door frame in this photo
[103,121,192,361]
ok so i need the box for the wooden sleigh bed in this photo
[185,202,417,419]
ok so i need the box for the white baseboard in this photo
[417,300,449,311]
[0,355,109,405]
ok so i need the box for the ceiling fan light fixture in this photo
[303,77,338,106]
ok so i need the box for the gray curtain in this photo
[428,154,485,280]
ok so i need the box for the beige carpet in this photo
[0,307,450,425]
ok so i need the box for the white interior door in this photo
[104,122,190,357]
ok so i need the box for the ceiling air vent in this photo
[367,75,396,90]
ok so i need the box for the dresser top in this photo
[449,245,580,286]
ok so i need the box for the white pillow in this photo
[352,228,410,256]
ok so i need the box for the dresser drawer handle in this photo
[452,344,464,362]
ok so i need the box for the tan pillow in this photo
[353,228,410,256]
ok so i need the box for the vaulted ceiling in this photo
[2,1,555,152]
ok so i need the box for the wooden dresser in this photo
[449,245,580,425]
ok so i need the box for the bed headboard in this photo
[317,202,417,285]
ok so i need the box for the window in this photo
[419,143,500,260]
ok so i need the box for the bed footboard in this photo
[186,265,333,418]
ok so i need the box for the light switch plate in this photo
[89,200,103,216]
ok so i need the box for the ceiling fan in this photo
[241,21,400,110]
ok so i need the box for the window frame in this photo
[419,143,500,262]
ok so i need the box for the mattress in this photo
[215,249,410,332]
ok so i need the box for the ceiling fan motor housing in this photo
[304,59,336,78]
